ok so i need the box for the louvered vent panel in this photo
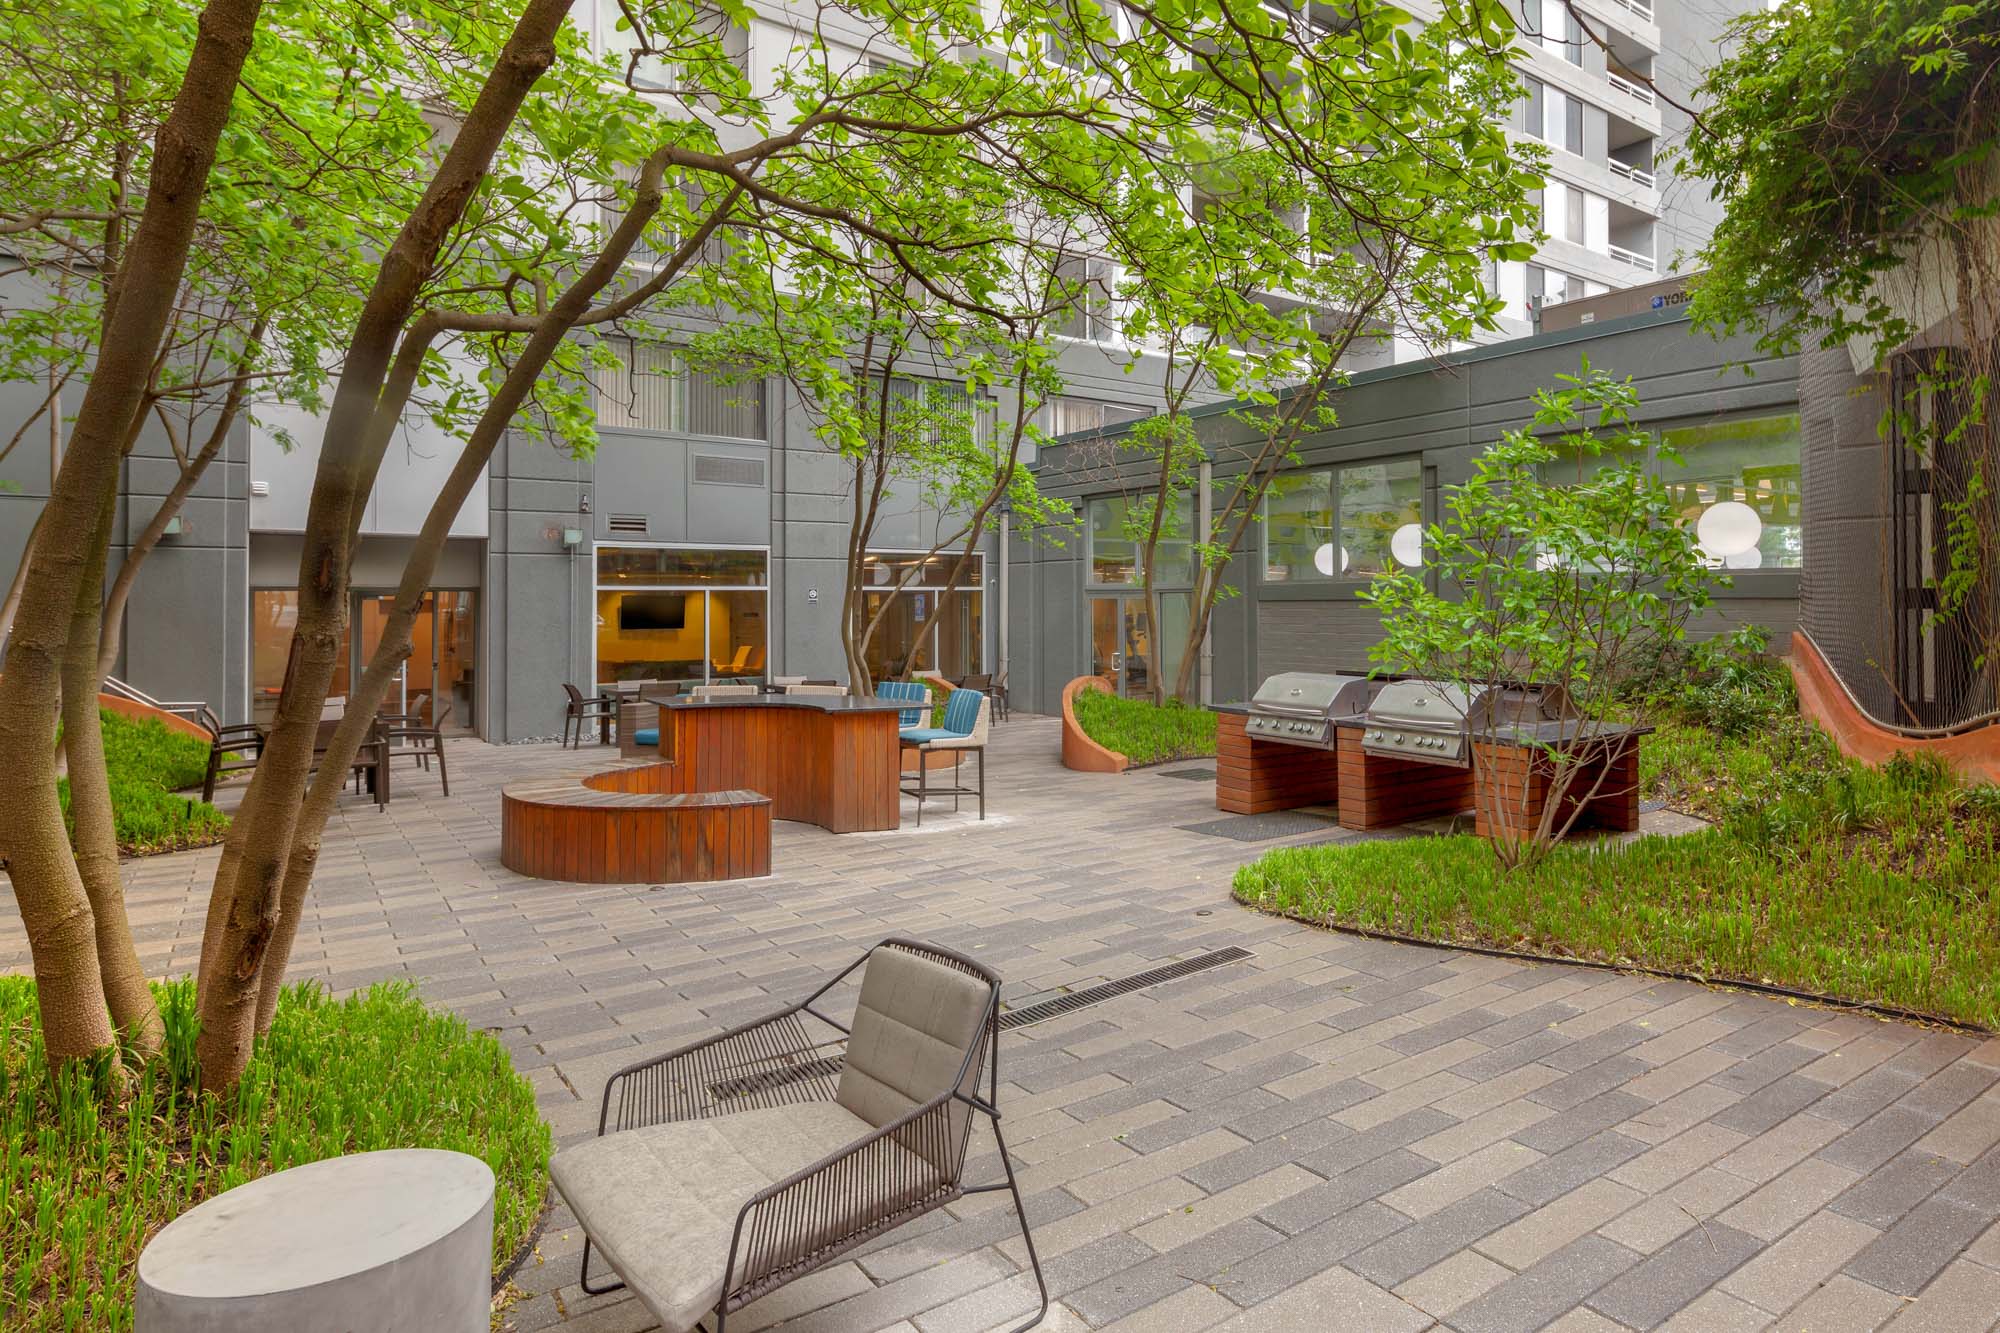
[606,513,649,535]
[693,453,766,487]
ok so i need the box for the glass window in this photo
[1263,469,1333,581]
[1088,493,1195,586]
[861,551,985,679]
[860,374,998,451]
[251,590,351,728]
[1055,254,1118,342]
[1660,413,1804,569]
[594,546,768,685]
[1526,80,1583,154]
[1339,460,1424,577]
[596,546,767,585]
[595,339,766,441]
[1261,460,1422,580]
[1040,396,1147,439]
[862,551,984,589]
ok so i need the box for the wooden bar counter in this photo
[643,693,906,833]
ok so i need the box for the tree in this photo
[1363,363,1719,868]
[1029,0,1542,703]
[687,202,1087,690]
[1677,0,2000,703]
[0,0,267,1066]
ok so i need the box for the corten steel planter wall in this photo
[1061,675,1128,774]
[1791,630,2000,784]
[97,692,212,741]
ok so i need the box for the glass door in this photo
[1088,595,1154,698]
[352,591,478,731]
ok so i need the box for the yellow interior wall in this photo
[596,590,709,669]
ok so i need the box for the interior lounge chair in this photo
[550,939,1046,1333]
[900,688,989,826]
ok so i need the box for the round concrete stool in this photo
[137,1148,494,1333]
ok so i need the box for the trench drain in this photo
[998,946,1256,1029]
[706,946,1256,1098]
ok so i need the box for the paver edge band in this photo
[1231,896,1995,1036]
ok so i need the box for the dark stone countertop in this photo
[658,693,906,715]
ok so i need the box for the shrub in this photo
[56,709,228,854]
[1071,688,1217,765]
[0,976,550,1331]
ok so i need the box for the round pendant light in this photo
[1696,501,1762,559]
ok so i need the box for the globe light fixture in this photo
[1724,547,1763,570]
[1390,523,1423,568]
[1696,501,1762,560]
[1313,543,1351,576]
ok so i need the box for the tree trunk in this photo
[0,0,264,1067]
[61,484,164,1056]
[251,146,680,1032]
[195,0,570,1092]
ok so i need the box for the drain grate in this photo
[999,946,1254,1029]
[1156,766,1218,782]
[1177,810,1340,842]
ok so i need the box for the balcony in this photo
[1606,158,1656,190]
[1607,0,1653,20]
[1607,243,1656,273]
[1607,71,1656,108]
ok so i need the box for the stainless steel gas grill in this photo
[1359,681,1576,769]
[1243,671,1385,750]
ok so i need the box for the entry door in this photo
[353,591,478,730]
[1088,595,1154,698]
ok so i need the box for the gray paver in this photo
[7,718,1998,1333]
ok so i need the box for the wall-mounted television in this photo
[618,593,687,631]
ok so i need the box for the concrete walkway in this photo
[7,716,2000,1331]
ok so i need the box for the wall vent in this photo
[693,453,766,488]
[606,513,649,536]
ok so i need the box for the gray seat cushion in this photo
[835,946,991,1160]
[550,1101,883,1333]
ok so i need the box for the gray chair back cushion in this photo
[835,947,990,1164]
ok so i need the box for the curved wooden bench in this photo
[501,762,771,884]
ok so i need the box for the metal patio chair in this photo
[562,682,618,748]
[550,938,1047,1333]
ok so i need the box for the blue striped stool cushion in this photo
[634,728,659,747]
[940,689,982,736]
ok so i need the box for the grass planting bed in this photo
[1071,689,1218,766]
[58,708,228,854]
[1235,716,2000,1029]
[1,977,550,1330]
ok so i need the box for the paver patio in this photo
[7,715,2000,1331]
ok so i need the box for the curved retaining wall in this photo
[1789,631,2000,784]
[1060,675,1128,774]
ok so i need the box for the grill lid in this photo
[1250,671,1374,717]
[1366,680,1474,729]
